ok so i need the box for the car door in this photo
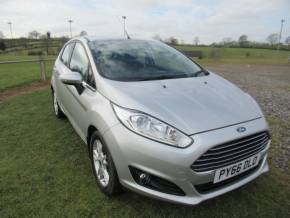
[65,42,97,141]
[54,42,75,113]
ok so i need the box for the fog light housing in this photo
[129,166,185,196]
[139,173,150,185]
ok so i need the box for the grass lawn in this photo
[0,54,55,91]
[0,89,290,217]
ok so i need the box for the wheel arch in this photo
[87,125,98,153]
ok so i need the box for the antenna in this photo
[116,16,131,39]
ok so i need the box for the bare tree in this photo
[193,36,199,45]
[266,33,279,46]
[0,31,5,39]
[153,34,162,41]
[166,37,178,45]
[28,30,41,39]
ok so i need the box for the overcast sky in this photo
[0,0,289,44]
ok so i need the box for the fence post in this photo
[38,55,47,81]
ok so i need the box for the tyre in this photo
[52,89,65,118]
[89,131,122,196]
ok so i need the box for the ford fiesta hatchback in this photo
[51,36,271,205]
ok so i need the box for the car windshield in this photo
[88,39,208,81]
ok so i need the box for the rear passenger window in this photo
[61,43,75,66]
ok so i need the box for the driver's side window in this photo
[70,43,96,88]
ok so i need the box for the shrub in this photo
[0,41,6,51]
[245,51,251,57]
[198,51,204,59]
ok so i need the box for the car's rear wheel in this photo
[52,89,65,118]
[89,131,122,196]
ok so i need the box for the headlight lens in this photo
[112,104,193,148]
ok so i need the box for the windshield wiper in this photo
[193,69,209,77]
[136,74,189,81]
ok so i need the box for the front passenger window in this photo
[70,43,96,89]
[70,43,89,76]
[61,43,75,66]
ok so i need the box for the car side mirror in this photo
[59,71,83,85]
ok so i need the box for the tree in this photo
[0,41,6,51]
[193,36,199,46]
[0,31,5,39]
[266,33,279,46]
[28,30,41,39]
[166,37,178,45]
[238,35,249,47]
[285,36,290,45]
[153,34,162,41]
[79,31,88,36]
[222,37,232,44]
[47,31,51,39]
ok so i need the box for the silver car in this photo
[51,36,271,205]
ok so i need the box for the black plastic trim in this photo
[129,166,185,196]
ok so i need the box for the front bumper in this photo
[103,117,270,205]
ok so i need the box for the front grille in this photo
[191,131,270,172]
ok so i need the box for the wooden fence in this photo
[0,57,55,81]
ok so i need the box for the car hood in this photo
[99,72,263,135]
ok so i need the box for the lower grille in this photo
[195,160,262,193]
[191,131,270,172]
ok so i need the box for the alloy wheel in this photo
[92,139,110,187]
[53,92,59,116]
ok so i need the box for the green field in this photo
[176,46,290,64]
[0,89,290,217]
[0,54,55,91]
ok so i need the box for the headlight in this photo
[112,104,193,148]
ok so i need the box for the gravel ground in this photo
[208,64,290,174]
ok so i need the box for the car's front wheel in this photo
[52,89,65,118]
[89,131,122,196]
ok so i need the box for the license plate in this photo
[213,153,261,184]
